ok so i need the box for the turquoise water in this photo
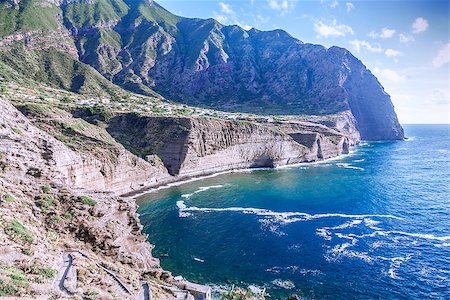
[137,125,450,299]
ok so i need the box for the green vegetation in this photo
[38,195,55,211]
[0,267,29,297]
[22,248,32,256]
[27,264,55,283]
[78,196,97,206]
[12,128,22,135]
[49,216,61,224]
[64,0,128,29]
[3,194,15,203]
[41,185,50,194]
[0,47,125,98]
[63,211,73,220]
[5,220,33,243]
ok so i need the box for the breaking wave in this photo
[176,201,402,222]
[181,184,226,199]
[336,163,365,171]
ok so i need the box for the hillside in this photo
[0,0,404,140]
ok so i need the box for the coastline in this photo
[130,145,358,199]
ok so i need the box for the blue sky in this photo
[158,0,449,124]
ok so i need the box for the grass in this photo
[3,194,15,202]
[38,195,55,211]
[63,212,73,220]
[6,220,33,243]
[41,185,50,193]
[22,248,32,256]
[12,128,22,135]
[78,196,97,206]
[0,267,29,297]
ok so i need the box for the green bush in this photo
[22,248,32,256]
[78,196,96,206]
[63,212,73,219]
[7,220,33,243]
[3,194,15,202]
[38,195,54,211]
[12,128,22,135]
[37,266,55,280]
[41,185,50,193]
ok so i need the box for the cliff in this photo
[0,0,404,140]
[106,113,357,179]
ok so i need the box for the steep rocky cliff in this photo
[0,0,404,140]
[106,113,356,179]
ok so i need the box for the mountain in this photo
[0,0,404,140]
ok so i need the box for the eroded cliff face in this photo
[106,112,359,179]
[16,104,171,195]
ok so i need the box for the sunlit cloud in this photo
[330,0,339,8]
[314,19,354,38]
[267,0,296,14]
[346,2,355,12]
[368,27,396,39]
[349,39,383,53]
[385,49,402,57]
[412,17,429,34]
[373,67,406,82]
[432,43,450,68]
[399,33,415,44]
[219,2,234,15]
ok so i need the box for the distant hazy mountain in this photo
[0,0,404,140]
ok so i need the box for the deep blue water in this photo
[137,125,450,299]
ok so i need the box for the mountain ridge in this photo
[0,0,404,140]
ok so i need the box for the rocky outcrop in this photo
[14,103,171,196]
[0,97,174,299]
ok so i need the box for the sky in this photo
[157,0,449,124]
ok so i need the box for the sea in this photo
[136,124,450,299]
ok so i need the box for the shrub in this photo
[78,196,96,206]
[7,220,33,243]
[3,194,15,202]
[63,212,73,219]
[22,249,32,256]
[12,128,22,135]
[41,185,50,193]
[38,195,54,211]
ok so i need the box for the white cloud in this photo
[267,0,296,14]
[428,89,450,105]
[330,0,339,8]
[399,33,415,44]
[412,17,429,34]
[368,27,396,39]
[373,67,406,82]
[349,39,383,53]
[215,14,228,24]
[219,2,234,15]
[432,43,450,68]
[346,2,355,12]
[385,49,402,57]
[214,3,252,30]
[314,19,354,38]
